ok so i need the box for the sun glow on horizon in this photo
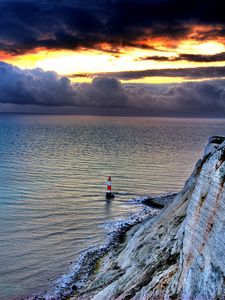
[177,41,225,55]
[2,38,225,84]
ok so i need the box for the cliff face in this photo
[73,137,225,300]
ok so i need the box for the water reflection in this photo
[105,198,112,216]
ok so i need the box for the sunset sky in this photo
[0,0,225,115]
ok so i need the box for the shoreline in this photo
[30,193,176,300]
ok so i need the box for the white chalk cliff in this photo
[72,136,225,300]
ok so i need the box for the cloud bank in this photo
[0,62,225,116]
[0,62,128,108]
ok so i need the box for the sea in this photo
[0,114,224,299]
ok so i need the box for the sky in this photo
[0,0,225,116]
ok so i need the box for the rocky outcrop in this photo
[72,136,225,300]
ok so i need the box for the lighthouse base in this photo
[106,192,115,199]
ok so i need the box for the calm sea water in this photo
[0,114,224,299]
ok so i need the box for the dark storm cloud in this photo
[0,62,225,116]
[72,66,225,80]
[138,52,225,62]
[138,55,171,61]
[177,53,225,62]
[0,0,104,54]
[1,0,225,54]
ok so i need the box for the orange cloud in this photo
[1,24,225,84]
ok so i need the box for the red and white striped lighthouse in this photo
[106,176,114,199]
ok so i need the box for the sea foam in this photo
[32,198,158,300]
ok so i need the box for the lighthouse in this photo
[106,176,115,199]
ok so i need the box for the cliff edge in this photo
[73,136,225,300]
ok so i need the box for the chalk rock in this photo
[72,136,225,300]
